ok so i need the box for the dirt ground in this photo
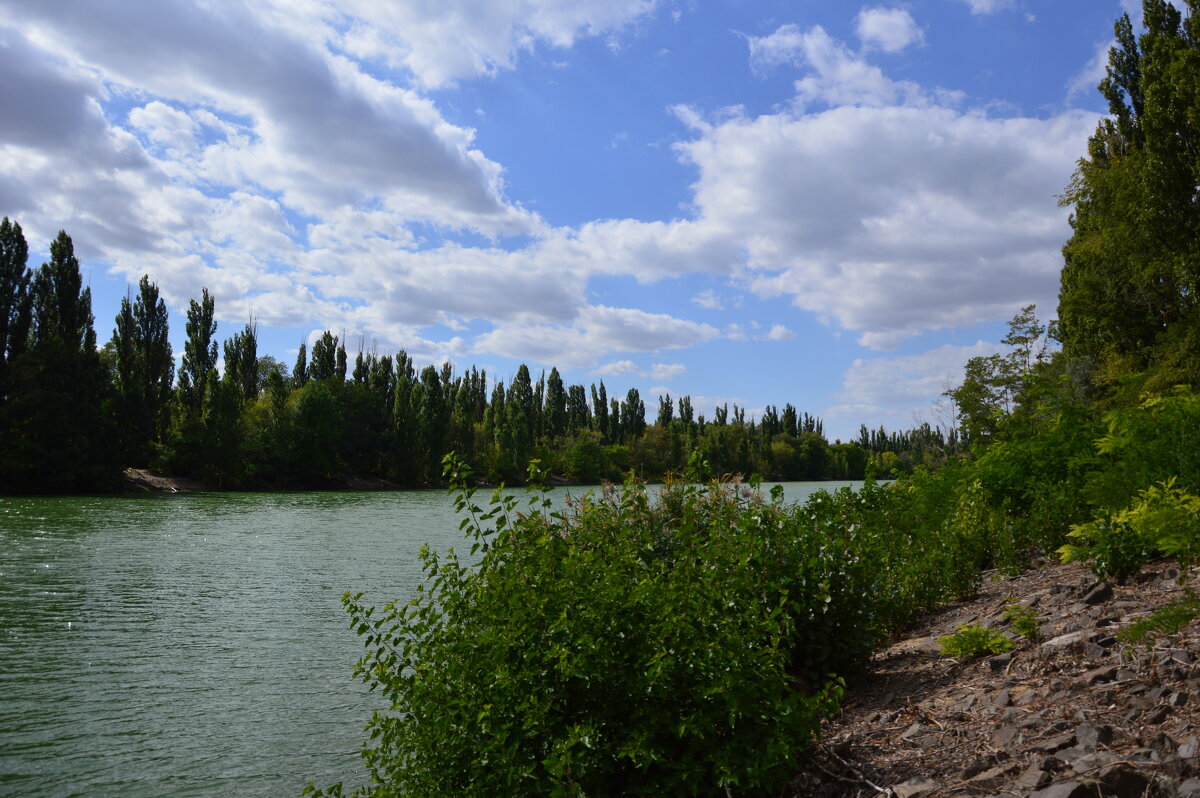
[789,559,1200,797]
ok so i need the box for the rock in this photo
[1031,782,1098,798]
[1181,778,1200,798]
[1144,705,1171,724]
[1031,733,1077,754]
[961,753,1010,780]
[1014,764,1053,790]
[1075,723,1114,750]
[1149,732,1178,759]
[1163,566,1182,583]
[1081,665,1119,686]
[1180,736,1200,760]
[990,652,1014,671]
[892,776,939,798]
[967,762,1023,791]
[1098,763,1151,795]
[1082,582,1114,605]
[994,687,1012,707]
[1169,691,1190,707]
[899,722,923,740]
[992,724,1021,747]
[1042,630,1094,651]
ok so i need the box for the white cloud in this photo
[596,359,640,376]
[691,288,724,310]
[765,324,795,341]
[594,360,685,381]
[476,305,719,369]
[649,362,686,380]
[839,341,1000,408]
[323,0,660,89]
[675,34,1098,348]
[1067,40,1112,101]
[745,23,808,75]
[855,8,924,54]
[958,0,1014,14]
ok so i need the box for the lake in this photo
[0,482,865,797]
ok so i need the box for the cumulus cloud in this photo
[823,341,1000,430]
[691,289,724,310]
[476,305,719,369]
[595,360,686,380]
[662,29,1098,348]
[315,0,660,88]
[746,23,808,75]
[1067,40,1112,101]
[766,324,795,341]
[855,8,924,54]
[958,0,1014,14]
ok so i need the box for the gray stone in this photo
[1082,665,1119,686]
[961,753,1010,780]
[1149,732,1178,759]
[1075,723,1114,750]
[892,776,939,798]
[1031,782,1098,798]
[1179,736,1200,760]
[1042,630,1094,651]
[1082,582,1114,604]
[967,762,1023,791]
[1098,763,1151,795]
[1144,705,1172,724]
[1169,691,1190,707]
[992,724,1021,747]
[1181,778,1200,798]
[990,652,1014,671]
[1031,733,1077,754]
[1014,764,1053,790]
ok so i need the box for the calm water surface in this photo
[0,482,862,797]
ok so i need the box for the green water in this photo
[0,482,864,797]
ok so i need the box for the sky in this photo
[0,0,1148,441]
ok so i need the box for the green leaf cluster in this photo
[938,624,1015,660]
[311,456,1006,797]
[1061,477,1200,583]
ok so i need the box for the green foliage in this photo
[1086,388,1200,509]
[1003,602,1041,640]
[312,458,854,797]
[1117,592,1200,646]
[938,624,1015,659]
[1062,478,1200,582]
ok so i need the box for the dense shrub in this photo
[313,455,1061,797]
[1062,478,1200,582]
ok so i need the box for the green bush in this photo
[1002,602,1041,639]
[310,460,848,797]
[1061,478,1200,582]
[938,624,1015,659]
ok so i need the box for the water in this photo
[0,482,863,797]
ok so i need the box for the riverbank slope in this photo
[793,559,1200,797]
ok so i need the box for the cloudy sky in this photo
[0,0,1138,440]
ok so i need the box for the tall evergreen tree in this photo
[134,277,173,446]
[4,231,115,491]
[293,341,309,388]
[223,320,258,400]
[1057,0,1200,389]
[544,367,567,439]
[0,218,31,396]
[179,289,217,419]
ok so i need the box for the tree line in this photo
[0,222,950,493]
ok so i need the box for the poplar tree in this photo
[0,218,31,396]
[1057,0,1200,389]
[5,231,115,490]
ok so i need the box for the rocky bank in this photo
[791,559,1200,798]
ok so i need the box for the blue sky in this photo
[0,0,1147,440]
